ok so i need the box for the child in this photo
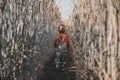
[54,24,70,70]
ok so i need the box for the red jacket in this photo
[54,33,70,47]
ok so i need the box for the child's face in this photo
[59,26,63,31]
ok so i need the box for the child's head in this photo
[58,24,65,33]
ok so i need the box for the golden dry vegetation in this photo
[0,0,120,80]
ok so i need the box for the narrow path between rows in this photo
[37,53,76,80]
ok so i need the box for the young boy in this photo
[54,24,70,70]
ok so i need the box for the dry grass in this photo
[0,0,61,80]
[65,0,120,80]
